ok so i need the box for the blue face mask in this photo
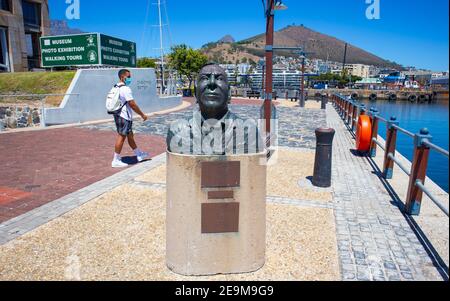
[125,77,132,86]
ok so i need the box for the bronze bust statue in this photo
[167,63,263,155]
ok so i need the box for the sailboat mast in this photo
[158,0,165,94]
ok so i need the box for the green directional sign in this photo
[40,33,137,68]
[40,33,100,67]
[100,34,137,68]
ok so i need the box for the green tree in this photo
[310,72,362,86]
[168,44,208,89]
[351,75,362,83]
[137,57,157,68]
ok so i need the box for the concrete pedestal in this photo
[166,151,267,276]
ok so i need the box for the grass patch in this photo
[0,71,76,107]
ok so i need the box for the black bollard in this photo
[321,94,327,110]
[299,91,305,108]
[312,128,336,188]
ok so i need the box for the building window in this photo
[0,0,11,12]
[0,27,10,72]
[22,0,41,29]
[25,32,41,70]
[25,34,34,57]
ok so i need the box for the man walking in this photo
[112,69,150,168]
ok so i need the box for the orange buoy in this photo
[356,115,372,152]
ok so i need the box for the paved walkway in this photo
[0,101,341,280]
[0,99,325,235]
[0,99,447,281]
[82,103,326,150]
[0,126,165,223]
[328,104,446,281]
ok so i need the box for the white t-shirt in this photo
[118,84,134,121]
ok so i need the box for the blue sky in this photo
[49,0,449,71]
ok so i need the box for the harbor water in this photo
[361,99,449,192]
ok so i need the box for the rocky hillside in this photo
[201,42,261,65]
[218,35,235,44]
[202,25,402,69]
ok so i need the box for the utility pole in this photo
[261,60,265,97]
[342,42,348,77]
[262,0,287,138]
[300,55,306,107]
[296,47,314,107]
[264,0,275,135]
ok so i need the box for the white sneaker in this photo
[112,159,128,168]
[137,151,150,162]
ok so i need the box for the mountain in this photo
[202,25,402,69]
[50,20,84,36]
[218,35,235,44]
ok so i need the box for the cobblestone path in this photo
[82,104,327,149]
[327,104,446,281]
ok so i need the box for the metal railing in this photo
[331,93,449,217]
[0,93,80,129]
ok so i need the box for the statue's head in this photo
[195,64,231,120]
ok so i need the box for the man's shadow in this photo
[121,156,152,165]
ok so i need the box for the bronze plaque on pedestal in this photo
[208,191,234,199]
[201,203,240,233]
[201,161,240,188]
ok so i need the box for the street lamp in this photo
[263,0,287,140]
[274,1,288,10]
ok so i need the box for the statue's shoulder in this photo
[167,117,192,134]
[226,111,244,122]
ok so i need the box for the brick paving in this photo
[327,104,446,281]
[0,127,166,223]
[0,154,166,245]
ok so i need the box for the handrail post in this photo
[345,100,350,124]
[344,99,352,122]
[359,104,367,117]
[344,98,349,122]
[338,96,342,115]
[40,97,46,128]
[347,100,354,125]
[351,102,358,132]
[405,128,433,216]
[383,116,399,179]
[369,108,380,157]
[346,100,350,124]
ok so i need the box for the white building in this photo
[249,67,302,90]
[346,64,370,78]
[219,63,252,83]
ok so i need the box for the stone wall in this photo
[0,106,41,130]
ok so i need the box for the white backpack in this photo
[106,84,125,115]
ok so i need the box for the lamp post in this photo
[263,0,287,137]
[300,54,306,107]
[259,59,265,98]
